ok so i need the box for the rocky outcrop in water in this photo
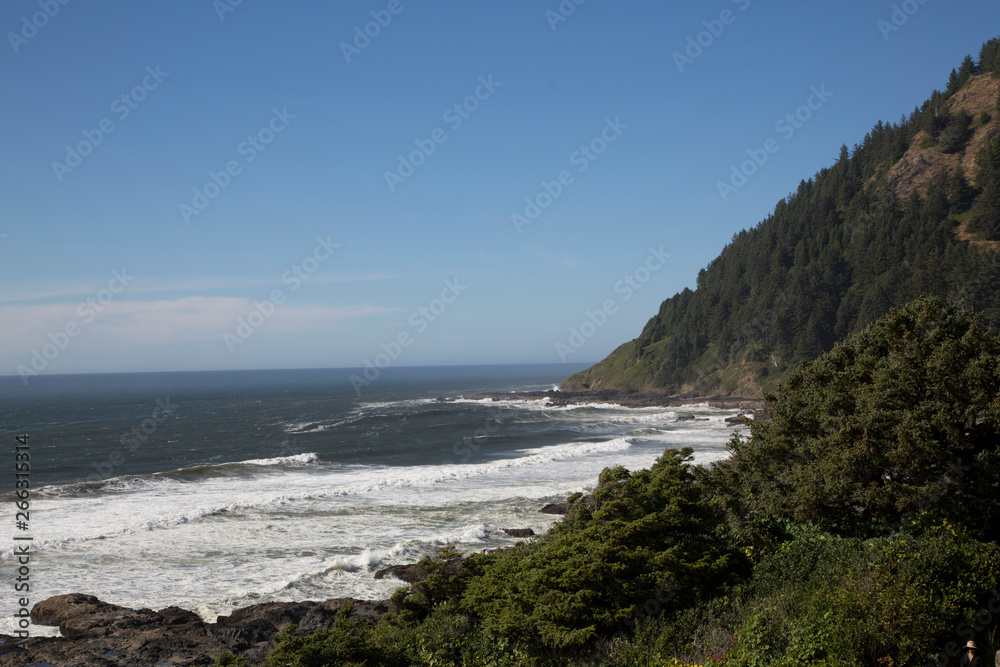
[502,528,535,538]
[540,502,570,515]
[373,555,465,584]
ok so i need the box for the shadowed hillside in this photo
[564,40,1000,396]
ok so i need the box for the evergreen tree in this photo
[945,68,961,97]
[957,54,977,87]
[715,297,1000,540]
[920,101,948,140]
[970,135,1000,240]
[979,37,1000,75]
[922,172,950,221]
[949,165,977,213]
[939,110,972,153]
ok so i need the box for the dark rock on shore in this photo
[725,411,756,425]
[0,593,389,667]
[373,555,465,585]
[502,528,535,537]
[540,502,570,515]
[374,562,428,584]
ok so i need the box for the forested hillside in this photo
[564,39,1000,396]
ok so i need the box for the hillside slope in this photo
[564,39,1000,397]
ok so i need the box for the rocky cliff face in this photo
[887,74,999,198]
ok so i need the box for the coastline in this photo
[2,389,751,666]
[1,526,527,666]
[445,389,769,414]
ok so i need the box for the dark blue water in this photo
[0,364,589,493]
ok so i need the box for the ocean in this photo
[0,364,744,637]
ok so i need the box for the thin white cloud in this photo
[126,273,401,295]
[0,297,391,359]
[0,273,400,305]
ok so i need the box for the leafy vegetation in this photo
[459,448,743,653]
[706,297,1000,543]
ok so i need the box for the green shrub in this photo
[726,532,1000,666]
[262,603,413,667]
[461,448,745,653]
[705,297,1000,542]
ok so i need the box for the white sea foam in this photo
[284,418,357,433]
[240,452,320,466]
[327,549,384,572]
[358,398,440,410]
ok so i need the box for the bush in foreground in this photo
[705,297,1000,544]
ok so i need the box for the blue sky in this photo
[2,0,999,379]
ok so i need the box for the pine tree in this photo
[957,54,977,88]
[945,68,961,97]
[717,297,1000,540]
[949,166,977,214]
[939,110,973,153]
[920,98,948,140]
[969,136,1000,240]
[979,38,1000,75]
[922,173,950,221]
